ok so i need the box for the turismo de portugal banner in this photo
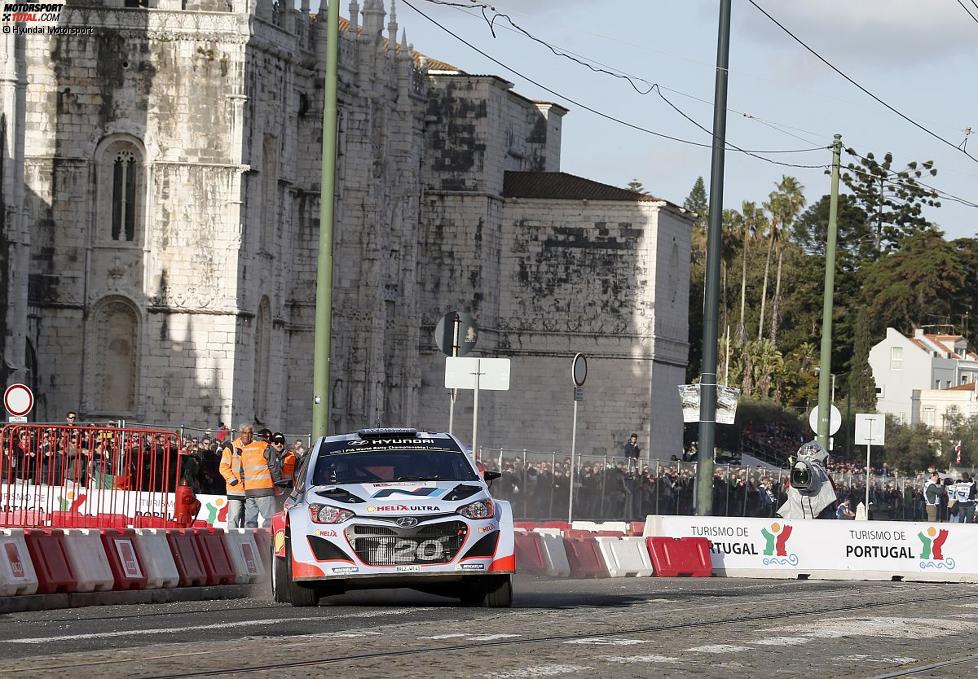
[648,515,977,577]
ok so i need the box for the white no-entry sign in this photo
[3,383,34,418]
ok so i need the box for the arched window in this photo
[93,298,139,414]
[112,149,137,241]
[96,136,145,245]
[253,297,271,420]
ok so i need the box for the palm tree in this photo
[738,201,766,344]
[766,176,806,344]
[757,205,776,341]
[721,208,744,336]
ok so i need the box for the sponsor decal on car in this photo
[458,563,486,571]
[396,565,422,572]
[478,525,496,533]
[366,504,440,513]
[331,566,359,574]
[316,529,338,538]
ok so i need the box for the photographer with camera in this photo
[777,440,838,520]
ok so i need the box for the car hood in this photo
[307,480,490,514]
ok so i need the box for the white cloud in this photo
[738,0,977,67]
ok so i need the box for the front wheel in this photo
[272,530,319,607]
[458,575,512,608]
[484,575,512,608]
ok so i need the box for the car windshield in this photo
[313,449,479,485]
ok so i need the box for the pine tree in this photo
[626,179,646,193]
[848,313,878,411]
[685,177,709,380]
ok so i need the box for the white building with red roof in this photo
[869,328,978,425]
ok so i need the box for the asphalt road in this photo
[2,577,978,678]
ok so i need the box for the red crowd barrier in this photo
[563,537,609,578]
[24,529,76,593]
[645,537,712,577]
[101,529,148,590]
[0,424,187,530]
[194,528,235,586]
[166,529,208,587]
[514,532,547,575]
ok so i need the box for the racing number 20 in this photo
[377,537,449,562]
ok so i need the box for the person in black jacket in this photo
[624,433,640,471]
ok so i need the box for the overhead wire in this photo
[747,0,978,165]
[955,0,978,24]
[420,0,830,150]
[409,0,977,206]
[405,0,832,168]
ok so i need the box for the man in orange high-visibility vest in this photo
[233,423,281,528]
[219,438,246,528]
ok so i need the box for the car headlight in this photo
[309,504,354,524]
[458,498,495,519]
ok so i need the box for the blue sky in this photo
[322,0,978,238]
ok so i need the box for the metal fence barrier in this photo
[0,423,184,528]
[480,448,936,523]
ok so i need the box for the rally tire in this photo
[274,530,319,607]
[483,575,512,608]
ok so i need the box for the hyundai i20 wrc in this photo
[271,428,515,607]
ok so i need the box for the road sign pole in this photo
[568,398,578,524]
[471,359,481,458]
[865,419,872,515]
[449,314,460,434]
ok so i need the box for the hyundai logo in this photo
[396,517,419,528]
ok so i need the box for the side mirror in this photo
[483,470,501,484]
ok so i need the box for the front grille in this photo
[346,520,468,566]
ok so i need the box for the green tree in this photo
[737,201,765,344]
[685,177,709,380]
[848,313,878,412]
[881,419,938,474]
[840,149,941,253]
[860,231,965,334]
[764,176,806,345]
[791,194,873,269]
[626,179,645,193]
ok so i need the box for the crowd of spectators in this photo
[179,428,308,496]
[487,453,952,523]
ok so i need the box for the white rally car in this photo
[271,428,515,607]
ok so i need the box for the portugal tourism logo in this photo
[200,497,229,525]
[760,522,798,566]
[918,526,954,570]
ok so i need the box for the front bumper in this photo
[283,511,515,581]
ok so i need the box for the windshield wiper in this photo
[395,475,441,481]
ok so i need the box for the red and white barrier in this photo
[133,528,180,589]
[538,533,571,577]
[0,529,38,595]
[597,537,654,577]
[194,528,236,586]
[223,529,265,584]
[166,529,209,587]
[62,529,114,592]
[24,529,76,594]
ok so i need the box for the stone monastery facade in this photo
[0,0,691,458]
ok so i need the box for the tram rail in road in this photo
[1,577,976,678]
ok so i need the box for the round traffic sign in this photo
[3,383,34,417]
[572,353,588,387]
[809,404,842,436]
[434,311,478,357]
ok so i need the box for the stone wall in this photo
[3,1,689,454]
[416,196,690,460]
